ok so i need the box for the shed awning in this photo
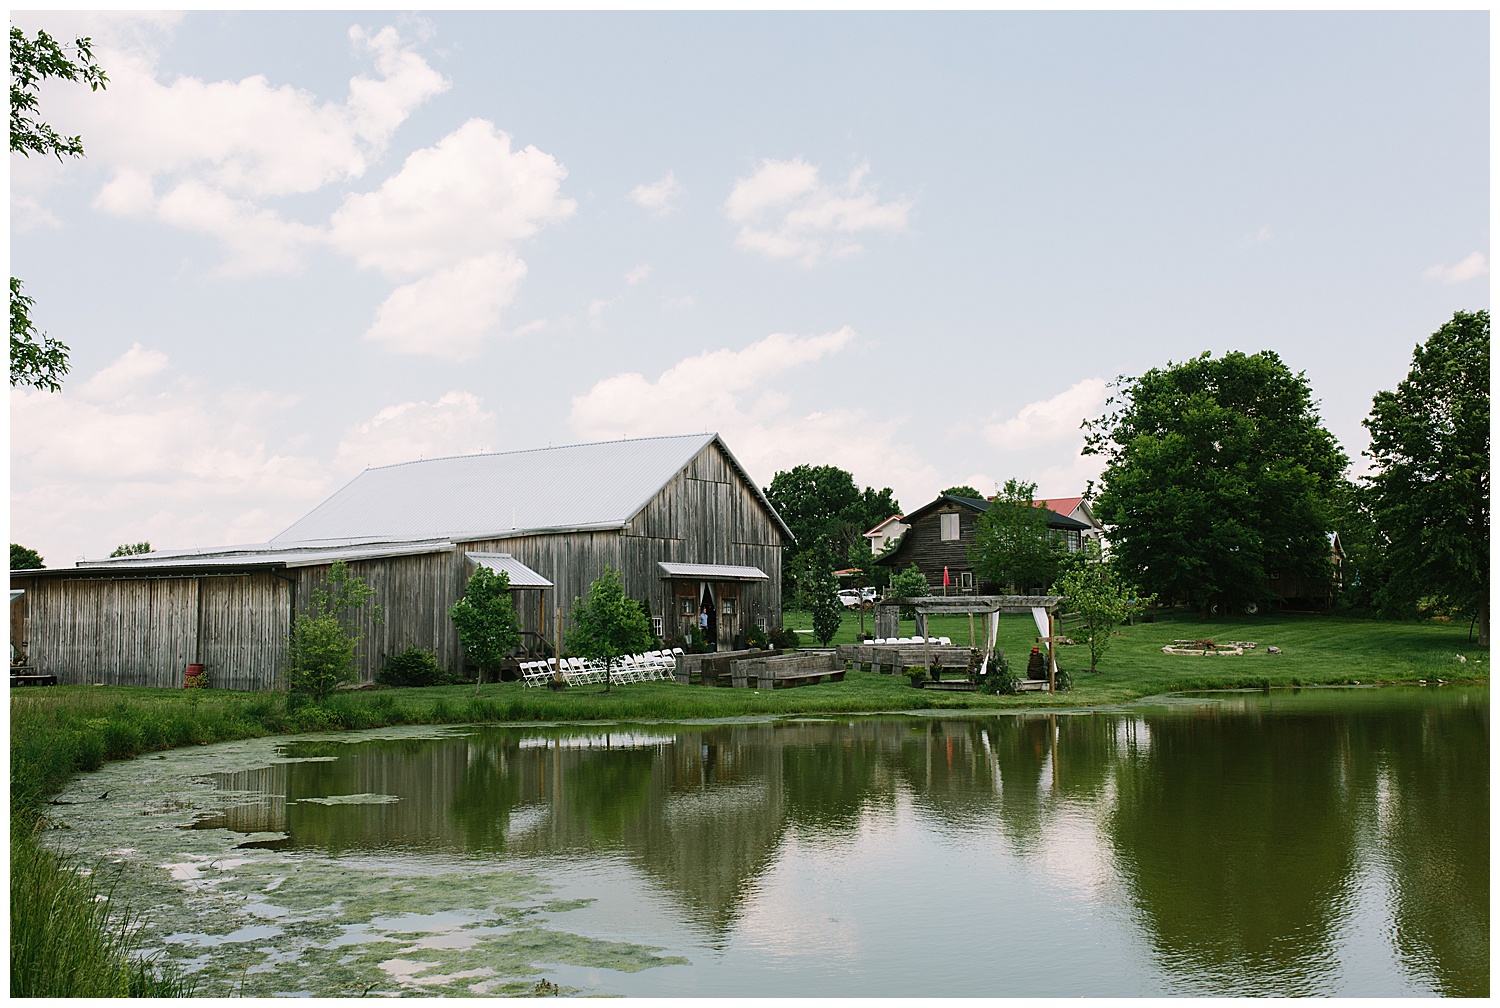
[657,562,769,581]
[465,552,553,588]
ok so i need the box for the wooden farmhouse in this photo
[10,433,793,689]
[874,493,1091,595]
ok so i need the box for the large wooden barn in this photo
[11,433,793,689]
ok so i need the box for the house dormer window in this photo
[940,513,960,541]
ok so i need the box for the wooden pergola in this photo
[876,595,1067,690]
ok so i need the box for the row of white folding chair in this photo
[518,648,687,687]
[518,660,555,687]
[869,636,951,646]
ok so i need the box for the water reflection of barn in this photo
[11,433,792,687]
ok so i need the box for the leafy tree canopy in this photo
[449,566,522,682]
[1083,350,1347,614]
[970,479,1068,592]
[109,541,151,557]
[11,544,44,570]
[1363,310,1489,642]
[765,464,899,601]
[10,26,107,393]
[890,564,929,619]
[941,485,984,501]
[568,567,654,693]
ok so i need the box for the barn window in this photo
[679,597,695,616]
[721,598,736,616]
[959,571,973,589]
[652,616,664,637]
[940,513,960,541]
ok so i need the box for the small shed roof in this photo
[465,552,553,589]
[657,562,770,581]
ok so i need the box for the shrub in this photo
[378,647,442,688]
[745,623,770,650]
[768,626,798,650]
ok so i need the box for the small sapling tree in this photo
[809,566,844,646]
[449,566,522,691]
[1054,542,1146,673]
[285,561,378,703]
[568,567,654,693]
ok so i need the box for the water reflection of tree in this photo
[1365,692,1489,997]
[1108,703,1358,995]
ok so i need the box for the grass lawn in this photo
[10,610,1486,996]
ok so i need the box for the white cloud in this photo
[10,345,507,561]
[334,391,500,471]
[724,158,910,266]
[1238,225,1272,247]
[568,328,942,511]
[624,264,652,285]
[327,118,575,277]
[628,171,682,214]
[11,346,331,562]
[80,22,447,204]
[362,253,529,359]
[1422,252,1488,285]
[983,378,1109,451]
[24,19,572,357]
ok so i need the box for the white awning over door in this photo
[657,562,769,581]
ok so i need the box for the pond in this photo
[44,686,1487,997]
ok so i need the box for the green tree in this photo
[284,561,378,702]
[1054,542,1146,672]
[10,27,107,392]
[942,485,984,500]
[1083,350,1347,616]
[108,541,151,557]
[970,479,1068,592]
[1363,310,1489,644]
[807,549,843,646]
[568,567,654,694]
[765,464,900,596]
[11,544,44,570]
[449,566,522,689]
[890,564,929,620]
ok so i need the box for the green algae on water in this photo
[42,727,690,997]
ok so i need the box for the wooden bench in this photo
[731,651,845,689]
[10,668,56,687]
[674,648,777,685]
[866,645,974,676]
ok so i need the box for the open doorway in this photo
[698,584,717,650]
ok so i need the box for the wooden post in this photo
[968,612,974,647]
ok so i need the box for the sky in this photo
[8,10,1490,567]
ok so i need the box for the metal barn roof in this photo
[63,539,458,572]
[465,552,553,588]
[271,433,791,545]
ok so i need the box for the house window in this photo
[1067,530,1082,553]
[652,616,664,637]
[959,571,973,590]
[721,598,736,617]
[940,513,960,541]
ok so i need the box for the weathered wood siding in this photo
[16,573,284,689]
[880,502,991,592]
[291,550,470,683]
[198,575,291,690]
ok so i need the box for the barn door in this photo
[674,582,698,643]
[716,584,740,649]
